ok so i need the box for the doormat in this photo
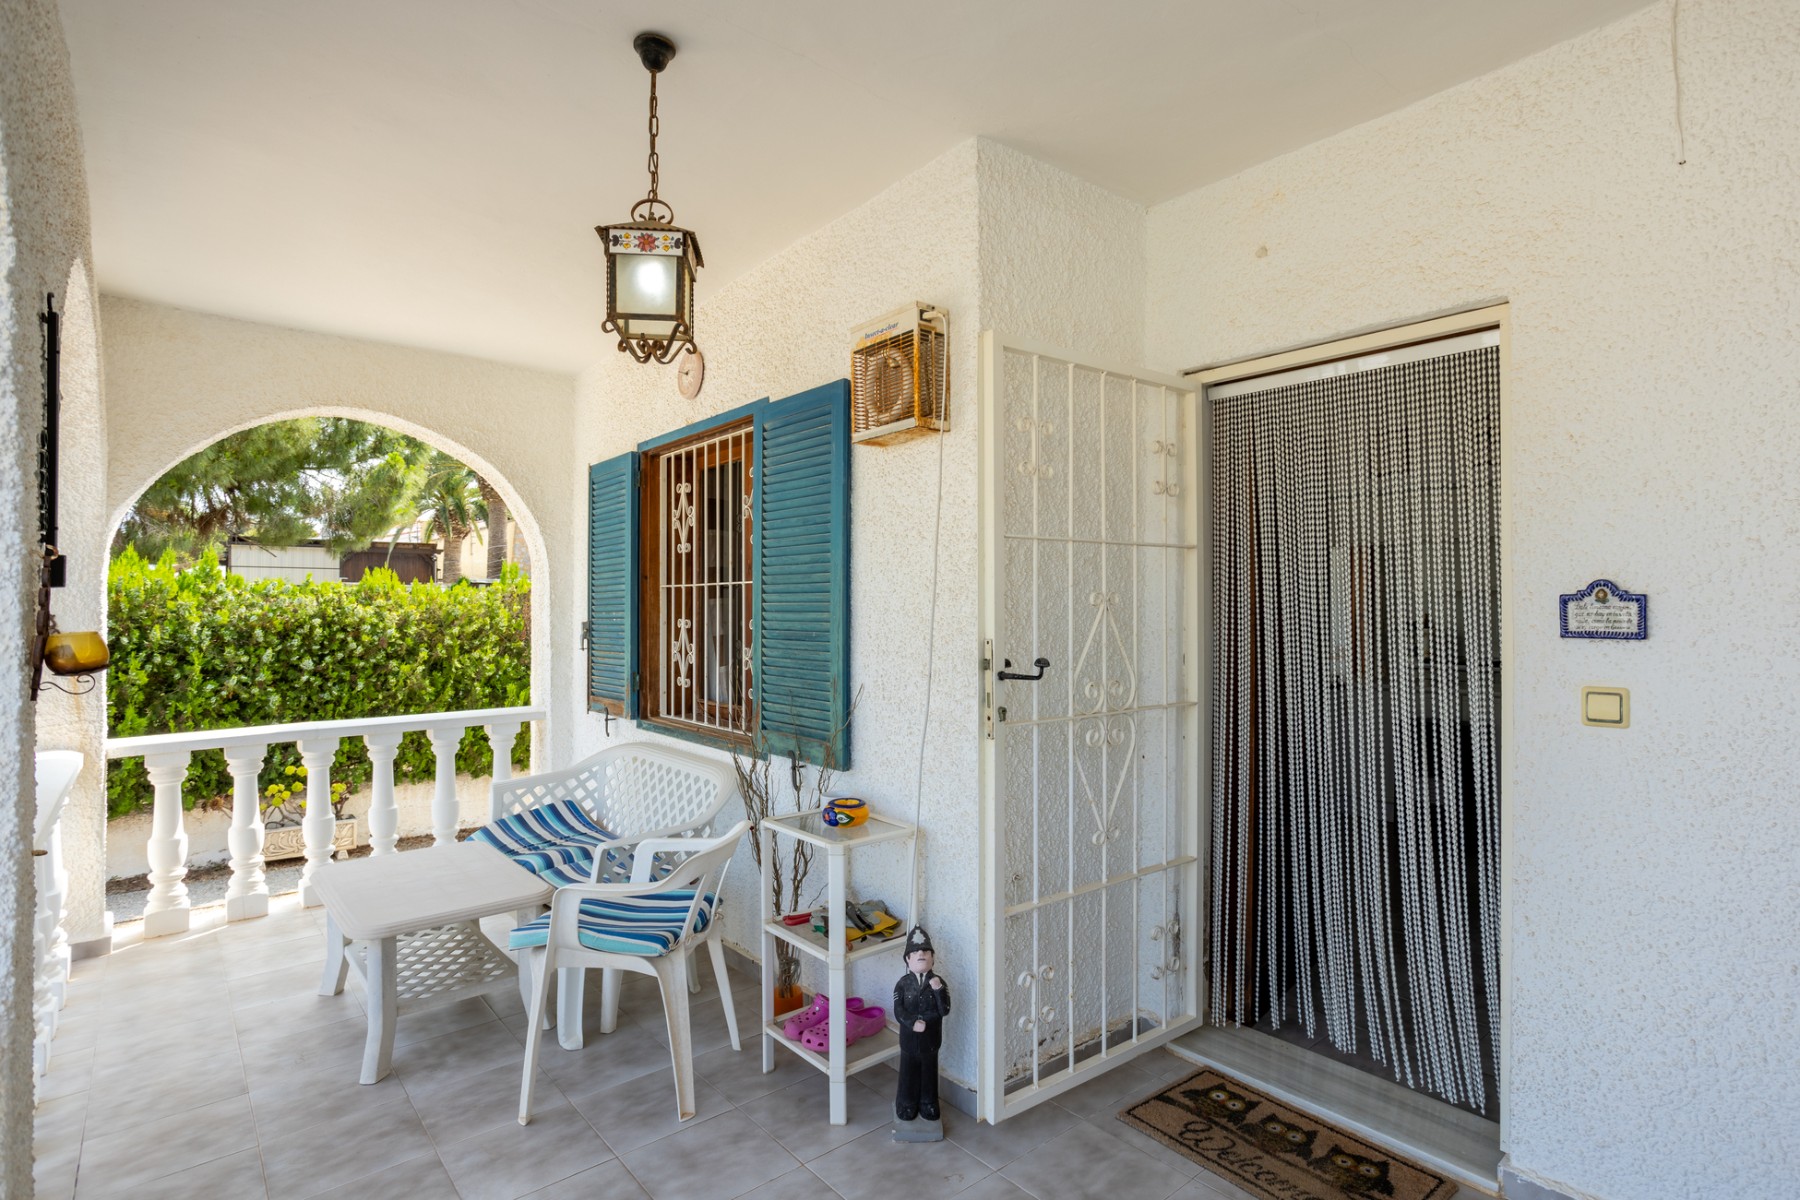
[1118,1068,1454,1200]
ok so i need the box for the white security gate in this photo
[978,333,1203,1121]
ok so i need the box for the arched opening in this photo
[97,408,554,905]
[106,404,552,741]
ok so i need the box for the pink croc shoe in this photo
[782,993,837,1040]
[800,1003,887,1053]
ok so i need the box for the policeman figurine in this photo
[893,925,950,1131]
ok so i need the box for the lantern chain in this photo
[646,70,660,206]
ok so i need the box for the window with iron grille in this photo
[587,381,852,766]
[639,418,754,741]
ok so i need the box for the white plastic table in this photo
[313,841,551,1084]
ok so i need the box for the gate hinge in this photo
[983,639,996,739]
[580,619,591,650]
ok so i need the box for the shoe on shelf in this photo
[781,993,832,1040]
[799,1002,887,1053]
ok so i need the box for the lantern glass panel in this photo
[617,253,678,318]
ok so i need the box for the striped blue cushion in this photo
[508,892,716,957]
[471,799,614,883]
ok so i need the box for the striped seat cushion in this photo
[508,892,717,957]
[471,799,615,884]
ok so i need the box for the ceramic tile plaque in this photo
[1560,578,1647,640]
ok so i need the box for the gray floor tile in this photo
[957,1176,1036,1200]
[808,1123,991,1200]
[232,983,366,1036]
[515,1012,684,1099]
[94,1147,268,1200]
[393,994,513,1048]
[1085,1109,1204,1181]
[1000,1121,1191,1200]
[437,1101,617,1200]
[258,1092,436,1200]
[619,1110,801,1200]
[306,1150,463,1199]
[1168,1174,1259,1200]
[247,1058,410,1133]
[570,1062,733,1155]
[87,1049,246,1136]
[694,1039,815,1105]
[521,1161,655,1199]
[734,1165,846,1200]
[35,1043,94,1102]
[739,1072,893,1162]
[390,1016,524,1091]
[75,1093,258,1196]
[945,1100,1079,1170]
[33,1136,80,1200]
[1052,1062,1166,1120]
[407,1056,567,1144]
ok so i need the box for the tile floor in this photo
[33,894,1486,1200]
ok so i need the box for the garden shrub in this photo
[106,548,531,818]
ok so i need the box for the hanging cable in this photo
[1671,0,1688,166]
[904,325,951,928]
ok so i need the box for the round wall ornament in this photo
[677,347,705,399]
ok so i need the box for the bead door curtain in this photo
[1208,345,1501,1112]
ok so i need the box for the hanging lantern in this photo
[598,33,704,367]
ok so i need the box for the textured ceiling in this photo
[60,0,1652,372]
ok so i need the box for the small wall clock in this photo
[677,348,705,399]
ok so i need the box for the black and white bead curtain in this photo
[1208,343,1501,1112]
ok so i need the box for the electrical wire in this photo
[904,316,950,930]
[1671,0,1688,166]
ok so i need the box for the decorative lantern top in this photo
[597,33,704,366]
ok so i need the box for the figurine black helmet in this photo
[905,925,934,956]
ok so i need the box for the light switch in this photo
[1581,686,1630,728]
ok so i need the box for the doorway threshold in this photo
[1169,1025,1501,1194]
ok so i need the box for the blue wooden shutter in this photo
[754,380,850,767]
[588,452,639,717]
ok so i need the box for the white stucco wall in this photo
[1144,2,1800,1196]
[565,140,987,1086]
[0,0,101,1186]
[94,297,576,936]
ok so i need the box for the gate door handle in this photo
[998,656,1051,682]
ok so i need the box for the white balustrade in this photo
[364,731,403,856]
[34,750,83,1085]
[297,737,340,908]
[142,750,194,938]
[105,706,545,932]
[425,727,461,846]
[222,742,270,921]
[483,720,522,821]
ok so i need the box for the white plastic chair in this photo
[516,819,751,1125]
[484,743,740,1042]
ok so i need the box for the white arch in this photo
[104,404,555,768]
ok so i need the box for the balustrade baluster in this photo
[297,737,340,907]
[222,742,271,921]
[426,727,461,845]
[142,750,193,937]
[364,731,403,855]
[483,720,522,821]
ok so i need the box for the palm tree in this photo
[418,454,485,584]
[475,474,508,579]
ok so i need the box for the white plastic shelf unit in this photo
[759,809,916,1124]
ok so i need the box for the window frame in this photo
[633,399,765,752]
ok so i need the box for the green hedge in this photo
[106,549,531,818]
